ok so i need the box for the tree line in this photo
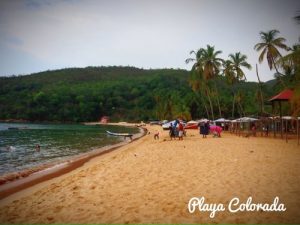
[0,66,277,122]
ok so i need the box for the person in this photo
[35,144,40,152]
[154,130,159,140]
[178,121,184,140]
[169,123,175,140]
[198,122,204,136]
[210,125,222,138]
[251,123,256,137]
[264,124,269,136]
[203,121,210,138]
[6,146,15,152]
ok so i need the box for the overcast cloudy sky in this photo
[0,0,299,81]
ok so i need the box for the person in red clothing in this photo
[178,121,184,140]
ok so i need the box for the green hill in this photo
[0,66,278,122]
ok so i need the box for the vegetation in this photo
[0,66,277,122]
[254,29,288,88]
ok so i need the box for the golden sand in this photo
[0,125,299,224]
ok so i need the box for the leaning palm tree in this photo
[254,29,288,87]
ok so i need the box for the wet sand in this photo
[0,125,299,224]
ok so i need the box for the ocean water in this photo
[0,123,139,176]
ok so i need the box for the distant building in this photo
[100,116,109,123]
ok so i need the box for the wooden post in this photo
[274,119,276,138]
[297,118,299,146]
[280,101,283,139]
[285,119,288,143]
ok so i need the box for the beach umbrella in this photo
[198,118,209,123]
[214,118,231,123]
[236,117,258,122]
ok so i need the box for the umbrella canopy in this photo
[282,116,300,120]
[232,117,258,122]
[214,118,231,122]
[198,118,209,123]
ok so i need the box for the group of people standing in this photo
[160,119,220,141]
[169,120,185,140]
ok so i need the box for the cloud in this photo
[0,0,299,81]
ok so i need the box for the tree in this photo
[223,52,252,117]
[186,45,224,119]
[227,52,252,81]
[254,29,288,87]
[279,44,300,116]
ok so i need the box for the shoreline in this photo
[0,126,299,223]
[0,124,146,200]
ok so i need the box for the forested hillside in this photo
[0,66,278,122]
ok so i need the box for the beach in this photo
[0,125,299,224]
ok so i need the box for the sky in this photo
[0,0,299,81]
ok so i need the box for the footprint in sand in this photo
[72,185,79,190]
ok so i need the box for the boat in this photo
[161,120,186,130]
[106,131,133,139]
[184,123,198,129]
[185,120,199,129]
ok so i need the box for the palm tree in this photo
[228,52,252,80]
[197,45,224,80]
[279,44,300,71]
[188,70,210,119]
[278,44,300,116]
[223,52,252,117]
[199,45,224,119]
[254,29,288,87]
[186,45,224,120]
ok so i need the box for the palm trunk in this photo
[213,80,222,118]
[196,91,210,119]
[256,64,265,115]
[200,93,210,119]
[206,87,214,121]
[271,57,286,88]
[232,93,235,118]
[238,100,245,117]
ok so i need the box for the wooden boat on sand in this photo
[106,131,133,139]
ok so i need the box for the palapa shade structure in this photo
[269,89,293,120]
[269,89,298,143]
[269,89,293,102]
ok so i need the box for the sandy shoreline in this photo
[0,123,145,199]
[0,124,299,224]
